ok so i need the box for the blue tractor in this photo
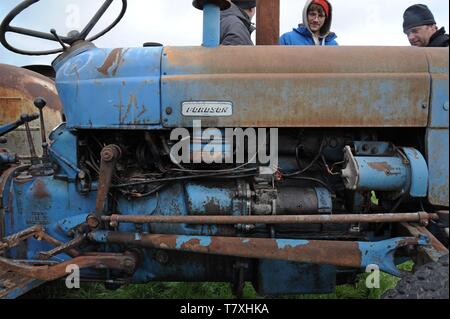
[0,0,448,299]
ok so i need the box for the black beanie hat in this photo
[403,4,436,33]
[232,0,257,9]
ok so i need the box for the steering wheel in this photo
[0,0,127,56]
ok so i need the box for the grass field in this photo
[24,262,413,299]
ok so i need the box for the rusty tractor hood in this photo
[0,64,63,156]
[52,45,448,129]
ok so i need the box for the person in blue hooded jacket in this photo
[280,0,338,46]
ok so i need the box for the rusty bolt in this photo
[123,258,135,269]
[109,214,120,228]
[165,107,173,115]
[100,145,122,162]
[422,103,428,109]
[155,250,169,264]
[86,215,100,229]
[418,211,430,226]
[101,148,115,162]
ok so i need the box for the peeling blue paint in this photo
[358,237,428,276]
[176,235,212,249]
[55,47,163,129]
[276,239,309,249]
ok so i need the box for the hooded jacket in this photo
[220,3,255,45]
[279,0,338,46]
[428,27,449,47]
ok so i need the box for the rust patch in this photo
[103,232,365,268]
[368,162,394,173]
[180,238,203,250]
[161,46,436,128]
[203,198,229,215]
[0,267,43,299]
[120,94,138,123]
[0,253,138,282]
[0,64,63,114]
[32,180,50,199]
[137,104,146,118]
[97,48,128,77]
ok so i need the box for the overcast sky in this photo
[0,0,449,66]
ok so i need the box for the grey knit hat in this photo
[231,0,257,9]
[403,4,436,33]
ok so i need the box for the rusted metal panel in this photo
[161,46,433,128]
[0,253,137,282]
[92,231,362,267]
[103,212,438,226]
[256,0,280,45]
[0,267,44,299]
[0,64,63,157]
[55,47,162,128]
[426,48,449,75]
[0,64,62,114]
[428,74,449,128]
[90,231,422,275]
[425,49,448,207]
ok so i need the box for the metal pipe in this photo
[256,0,280,45]
[0,225,43,250]
[95,145,122,214]
[0,252,137,281]
[202,3,220,47]
[89,231,424,275]
[24,119,39,165]
[102,212,438,226]
[34,97,49,160]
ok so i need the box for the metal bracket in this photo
[401,222,449,264]
[90,231,425,277]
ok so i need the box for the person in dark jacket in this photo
[403,4,449,47]
[279,0,337,46]
[220,0,256,45]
